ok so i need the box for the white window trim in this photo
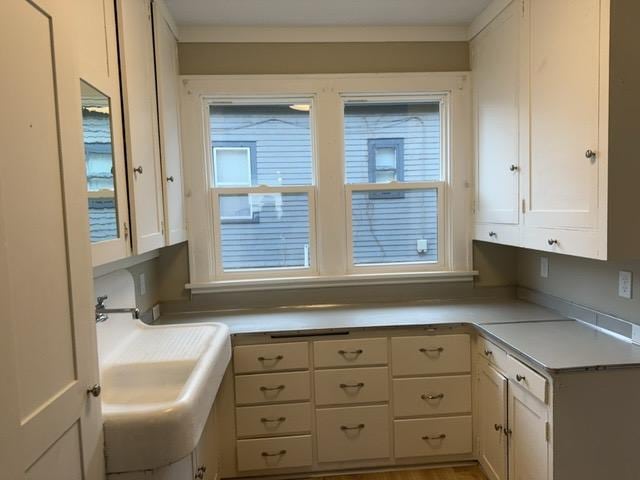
[180,73,474,292]
[212,146,252,187]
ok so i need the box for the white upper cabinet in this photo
[153,0,188,246]
[472,0,521,227]
[117,0,166,254]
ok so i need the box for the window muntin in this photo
[209,101,315,275]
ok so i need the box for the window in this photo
[184,74,472,289]
[209,102,315,274]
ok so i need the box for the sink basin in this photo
[100,321,231,473]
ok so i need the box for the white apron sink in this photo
[100,321,231,473]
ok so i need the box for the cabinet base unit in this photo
[394,416,473,459]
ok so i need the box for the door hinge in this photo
[521,0,525,17]
[521,198,526,214]
[545,421,551,442]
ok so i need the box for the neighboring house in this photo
[210,103,440,270]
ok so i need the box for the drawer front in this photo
[393,375,471,418]
[507,355,547,404]
[235,371,310,405]
[391,335,470,376]
[474,223,521,247]
[236,435,312,471]
[314,367,389,406]
[236,403,312,438]
[316,405,390,463]
[394,416,472,459]
[477,336,509,373]
[234,342,309,374]
[314,337,388,368]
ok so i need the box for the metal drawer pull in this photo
[422,434,446,440]
[484,349,493,356]
[258,355,284,362]
[516,374,526,382]
[261,450,287,457]
[419,347,444,354]
[489,231,497,238]
[166,176,175,182]
[339,382,365,389]
[585,149,596,159]
[133,166,143,174]
[261,417,286,423]
[260,385,286,391]
[421,393,445,401]
[338,349,363,356]
[494,424,503,432]
[340,424,365,431]
[504,428,513,436]
[509,164,519,172]
[547,239,558,246]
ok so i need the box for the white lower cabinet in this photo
[394,416,473,458]
[477,360,508,480]
[236,435,313,471]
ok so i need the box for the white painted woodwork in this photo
[75,0,131,265]
[117,0,166,254]
[477,361,508,480]
[0,0,102,477]
[235,403,312,438]
[472,0,520,225]
[316,405,390,463]
[236,435,313,471]
[233,342,309,373]
[391,334,471,376]
[523,0,601,231]
[313,337,388,368]
[194,405,221,480]
[153,0,188,245]
[508,383,550,480]
[314,367,389,406]
[394,416,473,458]
[506,355,547,404]
[392,375,472,417]
[476,336,509,373]
[234,371,311,405]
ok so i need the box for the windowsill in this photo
[186,270,479,294]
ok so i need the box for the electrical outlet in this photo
[540,256,549,278]
[152,304,161,322]
[632,324,640,346]
[619,271,633,299]
[139,272,146,296]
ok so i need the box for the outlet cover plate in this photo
[540,256,549,278]
[619,271,632,299]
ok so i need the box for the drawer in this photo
[316,405,390,463]
[394,416,472,459]
[236,435,312,471]
[314,367,389,406]
[507,355,547,404]
[391,335,470,376]
[314,337,388,368]
[235,403,312,438]
[393,375,471,417]
[235,371,310,405]
[234,342,308,374]
[474,223,521,247]
[476,336,509,373]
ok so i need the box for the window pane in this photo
[220,195,253,220]
[351,189,438,265]
[210,104,313,186]
[214,148,251,186]
[374,147,397,169]
[345,102,441,183]
[375,170,396,183]
[219,193,310,270]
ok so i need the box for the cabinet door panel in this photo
[524,0,601,229]
[477,361,508,480]
[472,0,521,225]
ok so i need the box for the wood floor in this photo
[314,466,488,480]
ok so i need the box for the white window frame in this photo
[179,74,474,292]
[212,146,253,187]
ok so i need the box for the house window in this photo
[209,103,315,273]
[368,138,404,199]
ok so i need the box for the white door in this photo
[472,0,521,225]
[0,0,103,479]
[522,0,602,229]
[117,0,166,254]
[508,383,550,480]
[477,361,508,480]
[153,0,188,245]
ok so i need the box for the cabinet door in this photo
[194,406,220,480]
[0,0,102,478]
[508,383,550,480]
[153,1,188,245]
[523,0,602,230]
[472,0,521,225]
[477,361,508,480]
[117,0,166,254]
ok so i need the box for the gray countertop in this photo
[158,298,640,373]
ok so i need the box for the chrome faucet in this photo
[95,295,140,323]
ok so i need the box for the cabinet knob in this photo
[87,384,102,397]
[547,239,559,246]
[489,231,497,238]
[494,424,503,432]
[133,166,143,175]
[504,428,513,436]
[166,176,175,182]
[516,374,526,382]
[509,164,519,172]
[585,149,596,160]
[484,349,493,356]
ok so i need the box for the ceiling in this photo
[165,0,493,27]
